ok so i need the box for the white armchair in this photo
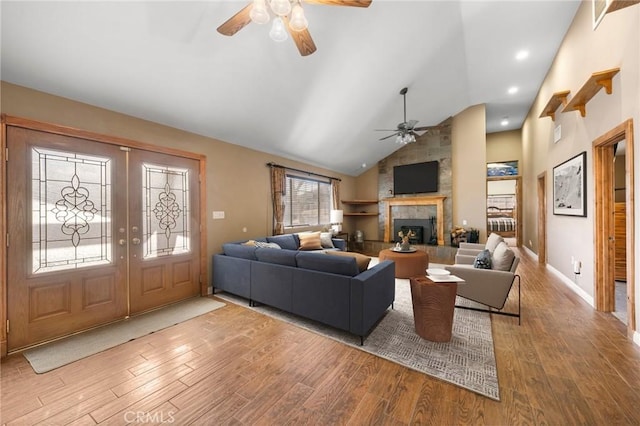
[446,237,521,324]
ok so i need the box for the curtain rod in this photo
[266,162,341,182]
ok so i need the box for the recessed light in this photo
[361,163,367,168]
[500,119,509,126]
[515,50,529,60]
[508,86,518,94]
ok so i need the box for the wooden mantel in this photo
[382,196,447,246]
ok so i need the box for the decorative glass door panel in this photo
[142,163,190,259]
[31,147,112,274]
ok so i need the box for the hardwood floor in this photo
[2,248,640,425]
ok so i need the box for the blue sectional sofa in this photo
[212,233,395,343]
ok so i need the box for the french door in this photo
[6,126,201,351]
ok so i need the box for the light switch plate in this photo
[212,211,225,219]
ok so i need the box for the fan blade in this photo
[282,16,317,56]
[304,0,372,7]
[217,3,253,36]
[406,119,419,129]
[375,129,399,132]
[379,132,399,141]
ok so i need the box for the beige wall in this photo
[521,1,639,318]
[452,104,487,240]
[487,129,522,165]
[1,82,357,288]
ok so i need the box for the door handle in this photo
[132,238,141,245]
[119,239,127,246]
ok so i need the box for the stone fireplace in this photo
[376,121,453,245]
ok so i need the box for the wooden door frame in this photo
[593,119,635,335]
[0,114,208,357]
[537,171,547,264]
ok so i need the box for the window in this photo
[283,175,331,228]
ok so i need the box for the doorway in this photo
[593,119,635,335]
[537,172,547,264]
[486,176,522,247]
[5,120,204,352]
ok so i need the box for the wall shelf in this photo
[562,68,620,117]
[344,212,379,217]
[341,200,379,217]
[341,200,379,205]
[606,0,640,15]
[539,90,571,121]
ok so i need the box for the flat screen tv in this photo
[393,161,439,194]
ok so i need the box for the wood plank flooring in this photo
[2,248,640,425]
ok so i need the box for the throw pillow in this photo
[298,231,323,251]
[485,233,504,253]
[491,241,515,271]
[320,232,335,249]
[325,250,371,273]
[255,241,281,249]
[473,249,492,269]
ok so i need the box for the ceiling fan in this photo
[377,87,450,144]
[216,0,372,56]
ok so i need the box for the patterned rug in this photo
[217,263,500,400]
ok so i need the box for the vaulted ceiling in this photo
[1,1,580,175]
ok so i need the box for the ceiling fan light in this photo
[269,17,289,42]
[289,4,308,32]
[250,0,271,24]
[270,0,291,16]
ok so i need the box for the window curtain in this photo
[331,178,340,210]
[270,166,286,235]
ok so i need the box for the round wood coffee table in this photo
[378,248,429,278]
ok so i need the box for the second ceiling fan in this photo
[217,0,372,56]
[377,87,450,144]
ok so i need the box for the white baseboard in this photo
[546,263,595,307]
[523,245,538,260]
[634,330,640,347]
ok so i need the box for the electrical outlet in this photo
[462,219,468,226]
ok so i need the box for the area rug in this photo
[23,297,225,374]
[216,263,500,400]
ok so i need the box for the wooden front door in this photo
[6,126,201,351]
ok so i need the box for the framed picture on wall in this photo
[553,151,587,217]
[487,160,518,177]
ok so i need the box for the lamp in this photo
[396,133,416,144]
[269,17,288,42]
[330,209,343,234]
[250,0,309,38]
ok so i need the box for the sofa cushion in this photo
[267,234,299,250]
[255,247,297,266]
[325,251,371,272]
[473,249,492,269]
[485,233,504,253]
[222,243,258,260]
[320,232,335,248]
[295,251,359,277]
[491,241,515,271]
[298,231,323,251]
